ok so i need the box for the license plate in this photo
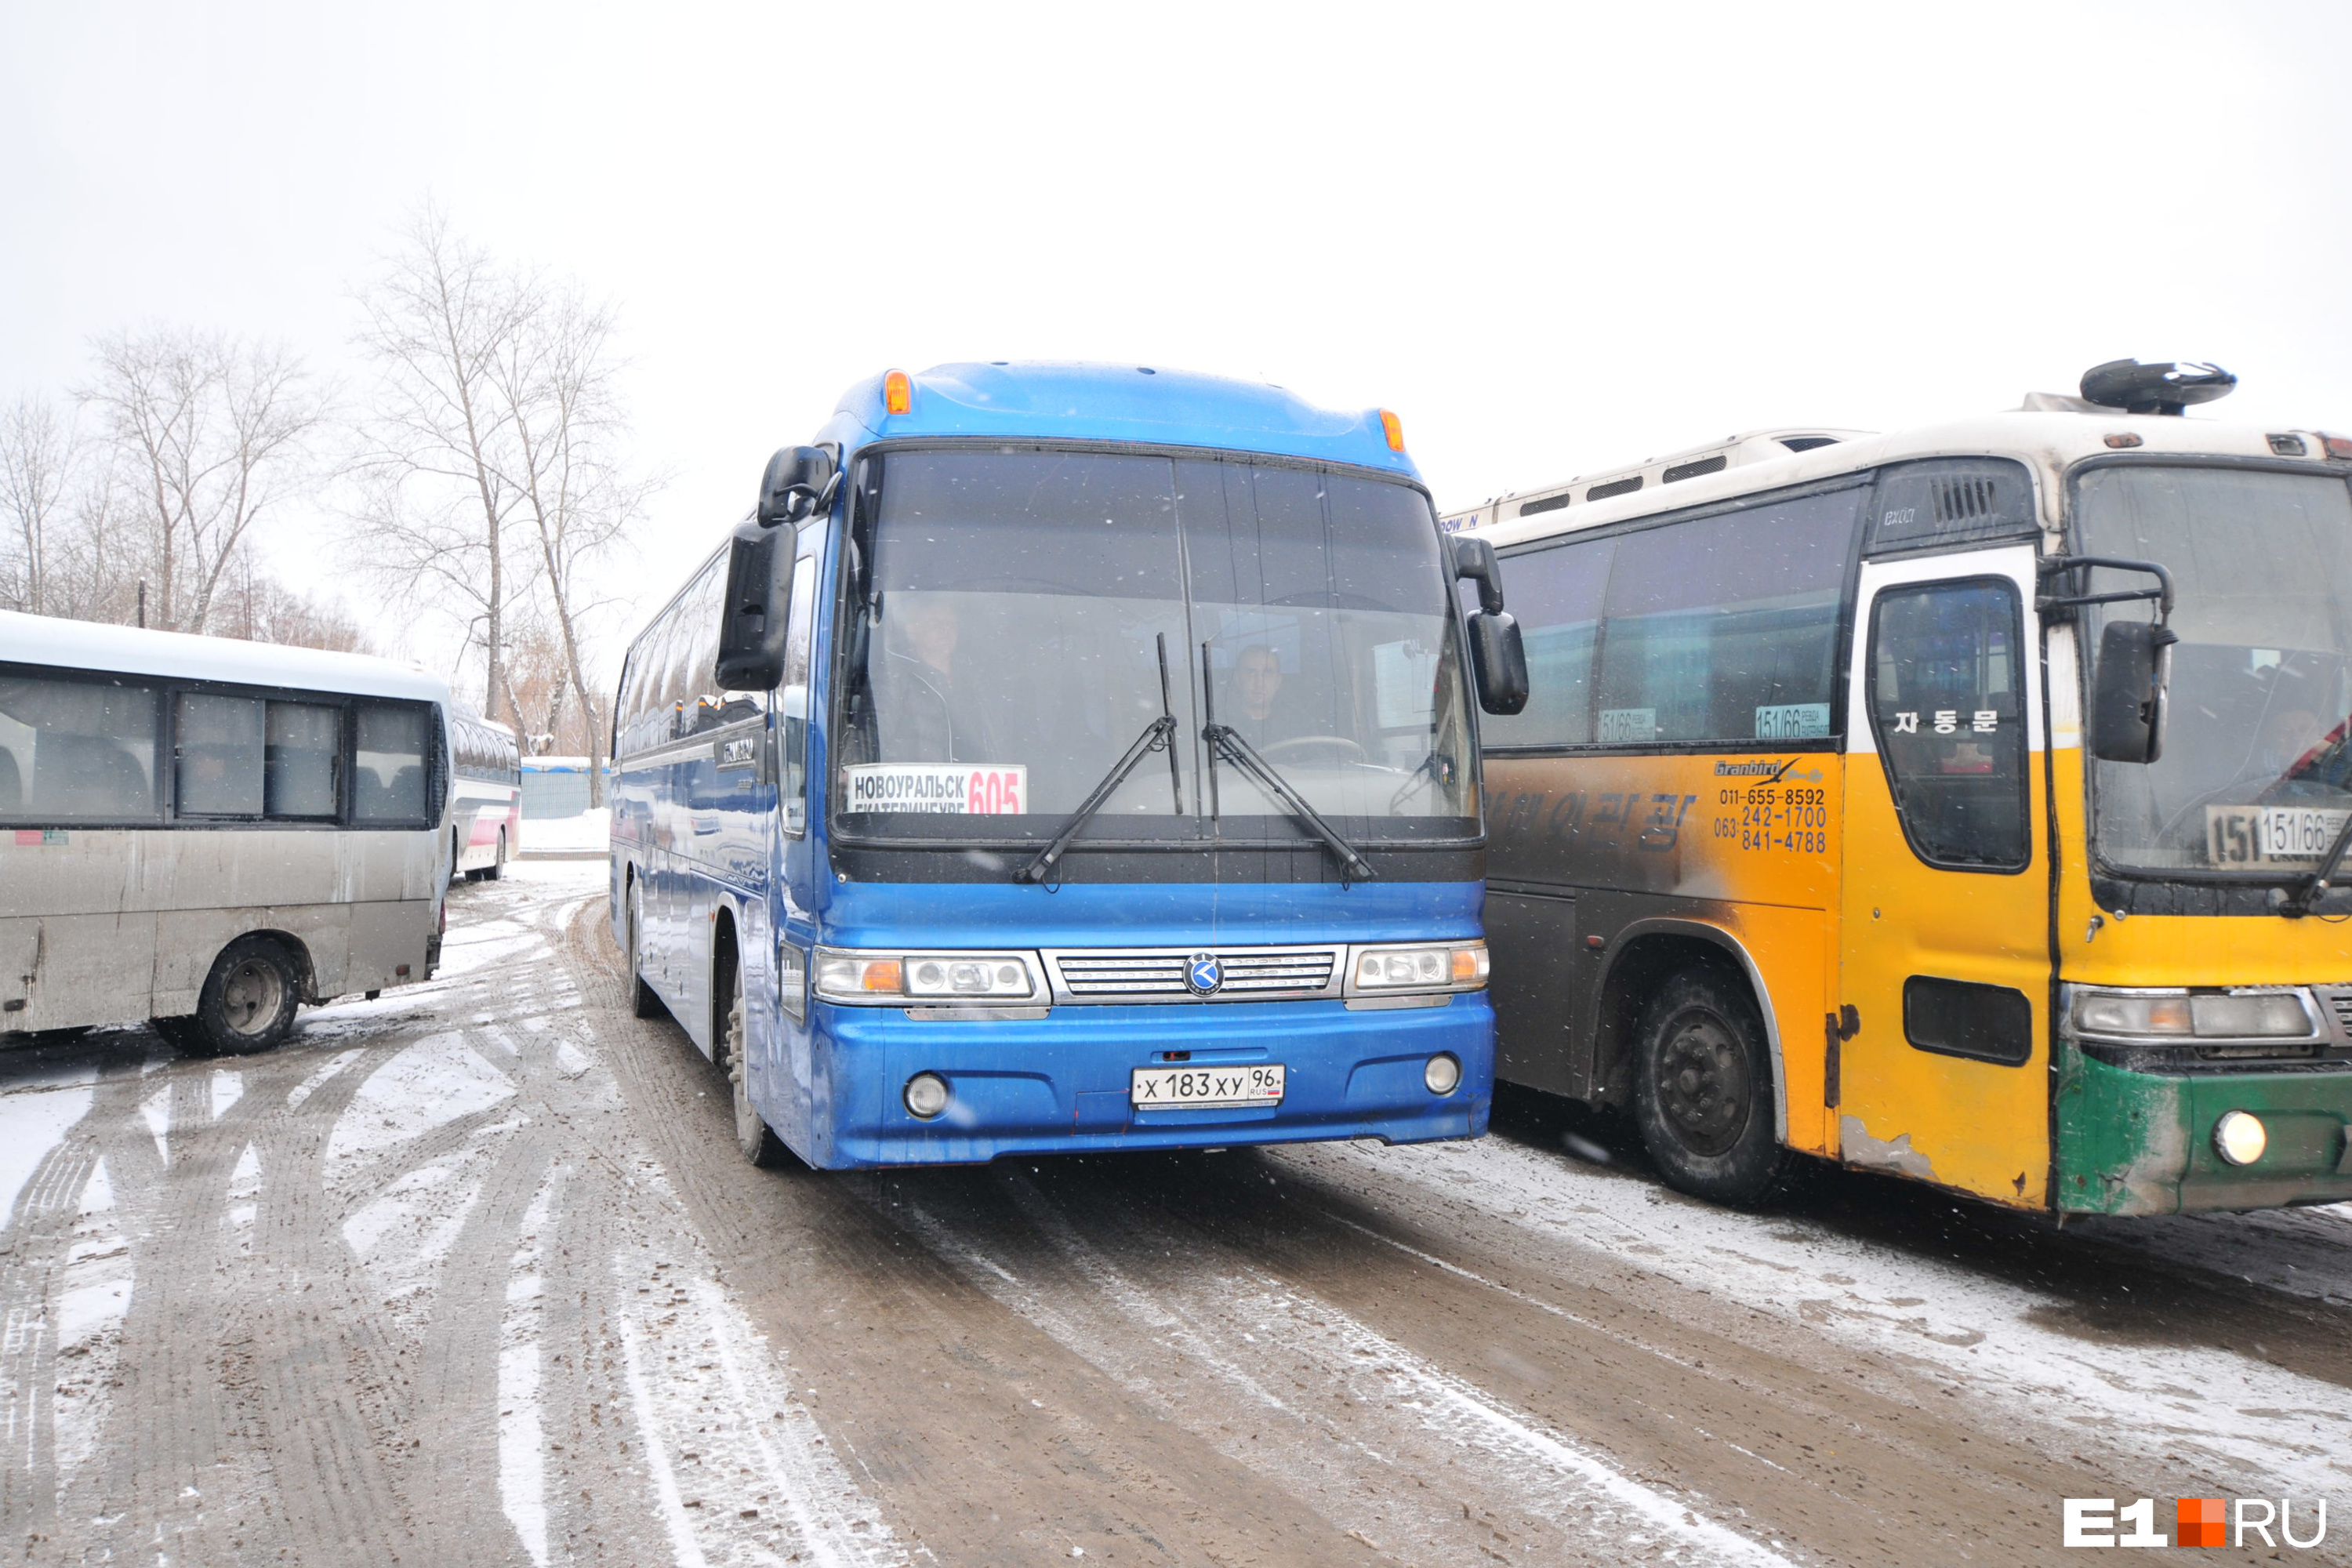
[1129,1063,1285,1109]
[2207,805,2352,864]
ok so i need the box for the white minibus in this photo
[0,612,453,1055]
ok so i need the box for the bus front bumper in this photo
[808,994,1494,1169]
[2056,1040,2352,1214]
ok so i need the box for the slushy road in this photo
[2,862,2345,1566]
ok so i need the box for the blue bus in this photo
[609,362,1529,1168]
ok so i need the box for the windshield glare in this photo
[836,448,1475,842]
[2078,464,2352,876]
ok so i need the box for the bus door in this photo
[1837,545,2051,1207]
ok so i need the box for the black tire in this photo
[626,880,665,1020]
[1632,966,1788,1207]
[484,828,506,882]
[149,1016,201,1052]
[182,936,302,1058]
[721,956,787,1168]
[448,829,463,889]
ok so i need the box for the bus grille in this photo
[2328,989,2352,1033]
[1048,947,1339,1003]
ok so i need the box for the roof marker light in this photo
[1379,409,1405,453]
[884,370,913,416]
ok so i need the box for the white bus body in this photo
[0,612,453,1054]
[1439,426,1872,533]
[448,708,521,880]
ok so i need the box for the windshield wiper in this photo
[1200,641,1376,886]
[1018,634,1185,886]
[2275,808,2352,918]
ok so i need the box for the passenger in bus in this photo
[878,595,1000,764]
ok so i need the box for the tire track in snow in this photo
[890,1168,1794,1568]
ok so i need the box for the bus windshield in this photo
[837,448,1475,844]
[2077,464,2352,877]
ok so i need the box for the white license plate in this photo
[2208,805,2352,864]
[1129,1063,1285,1109]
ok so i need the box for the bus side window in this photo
[177,693,267,816]
[354,702,430,824]
[0,676,161,822]
[1593,489,1856,746]
[779,552,818,834]
[1867,579,2030,870]
[1471,535,1614,746]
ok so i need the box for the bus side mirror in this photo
[2089,619,2176,764]
[1468,612,1530,716]
[715,520,794,690]
[756,445,838,528]
[1453,536,1507,615]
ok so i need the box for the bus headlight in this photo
[1348,942,1489,994]
[813,949,1040,1004]
[2070,987,2316,1041]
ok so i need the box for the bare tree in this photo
[350,208,536,724]
[489,281,650,800]
[78,328,325,633]
[0,393,79,615]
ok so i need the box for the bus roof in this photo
[1467,405,2347,552]
[814,361,1422,480]
[0,612,451,705]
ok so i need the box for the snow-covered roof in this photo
[0,612,451,705]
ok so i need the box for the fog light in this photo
[2213,1110,2267,1167]
[1424,1053,1462,1095]
[904,1072,949,1120]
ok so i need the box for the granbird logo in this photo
[2063,1497,2325,1548]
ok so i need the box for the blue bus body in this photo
[611,363,1496,1169]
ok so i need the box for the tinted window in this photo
[0,677,160,822]
[1592,488,1858,744]
[1867,579,2030,869]
[779,551,818,835]
[353,703,430,824]
[267,702,342,817]
[176,693,267,815]
[1478,536,1613,746]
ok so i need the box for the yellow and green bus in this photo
[1452,361,2352,1214]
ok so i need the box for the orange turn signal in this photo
[862,959,904,993]
[1379,408,1405,453]
[2325,433,2352,461]
[884,370,913,416]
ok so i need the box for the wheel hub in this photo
[221,959,283,1036]
[1654,1009,1749,1156]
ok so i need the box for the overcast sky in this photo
[5,1,2349,677]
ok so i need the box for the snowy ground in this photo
[3,866,2348,1566]
[521,808,609,855]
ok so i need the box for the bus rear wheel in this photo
[1632,967,1788,1207]
[722,956,786,1168]
[181,937,303,1057]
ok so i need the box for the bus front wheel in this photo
[180,937,303,1058]
[1632,967,1788,1207]
[721,956,787,1168]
